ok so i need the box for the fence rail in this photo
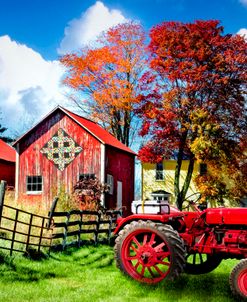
[0,180,120,255]
[0,181,53,256]
[50,209,120,250]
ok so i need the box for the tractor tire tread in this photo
[114,220,185,282]
[229,259,247,300]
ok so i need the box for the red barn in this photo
[0,139,16,187]
[13,106,135,213]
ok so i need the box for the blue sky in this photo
[0,0,246,136]
[0,0,246,60]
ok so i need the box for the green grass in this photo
[0,245,240,302]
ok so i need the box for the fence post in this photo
[78,211,83,247]
[10,209,19,256]
[26,214,33,252]
[108,214,113,245]
[38,217,45,253]
[0,180,7,226]
[47,197,59,228]
[62,212,70,250]
[94,212,100,245]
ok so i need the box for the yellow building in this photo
[141,160,206,204]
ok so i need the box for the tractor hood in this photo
[205,208,247,225]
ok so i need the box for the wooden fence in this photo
[49,197,120,250]
[0,180,120,255]
[0,181,53,256]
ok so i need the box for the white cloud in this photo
[0,35,66,136]
[237,28,247,40]
[58,1,127,55]
[0,2,128,137]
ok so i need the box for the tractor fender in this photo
[114,212,184,235]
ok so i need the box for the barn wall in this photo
[17,111,101,209]
[0,160,15,187]
[105,146,135,216]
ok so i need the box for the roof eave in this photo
[12,105,136,155]
[12,105,61,147]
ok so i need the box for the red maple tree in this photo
[138,20,247,209]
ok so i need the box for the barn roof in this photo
[62,107,136,155]
[13,106,136,155]
[0,139,16,162]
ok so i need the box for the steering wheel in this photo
[182,192,202,211]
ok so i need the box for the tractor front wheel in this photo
[114,221,185,284]
[229,259,247,300]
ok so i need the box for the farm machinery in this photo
[113,197,247,300]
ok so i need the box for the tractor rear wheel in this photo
[114,220,185,284]
[184,253,222,274]
[229,259,247,300]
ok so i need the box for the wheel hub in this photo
[138,246,157,266]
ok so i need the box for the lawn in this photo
[0,245,239,302]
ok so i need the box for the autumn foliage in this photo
[138,20,247,208]
[61,22,147,146]
[60,19,246,208]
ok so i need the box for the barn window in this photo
[26,176,43,193]
[155,162,164,180]
[79,174,95,181]
[199,163,207,175]
[107,174,114,195]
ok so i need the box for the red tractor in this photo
[113,197,247,300]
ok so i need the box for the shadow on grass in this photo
[133,271,236,302]
[23,247,49,261]
[50,245,114,268]
[0,251,56,282]
[0,247,239,301]
[0,245,114,284]
[2,266,56,282]
[115,259,237,302]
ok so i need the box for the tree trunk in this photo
[123,110,131,147]
[175,155,195,210]
[174,153,183,209]
[174,130,196,210]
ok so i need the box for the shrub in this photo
[73,178,109,211]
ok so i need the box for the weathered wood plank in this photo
[48,197,59,228]
[0,180,7,225]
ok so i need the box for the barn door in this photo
[117,181,122,210]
